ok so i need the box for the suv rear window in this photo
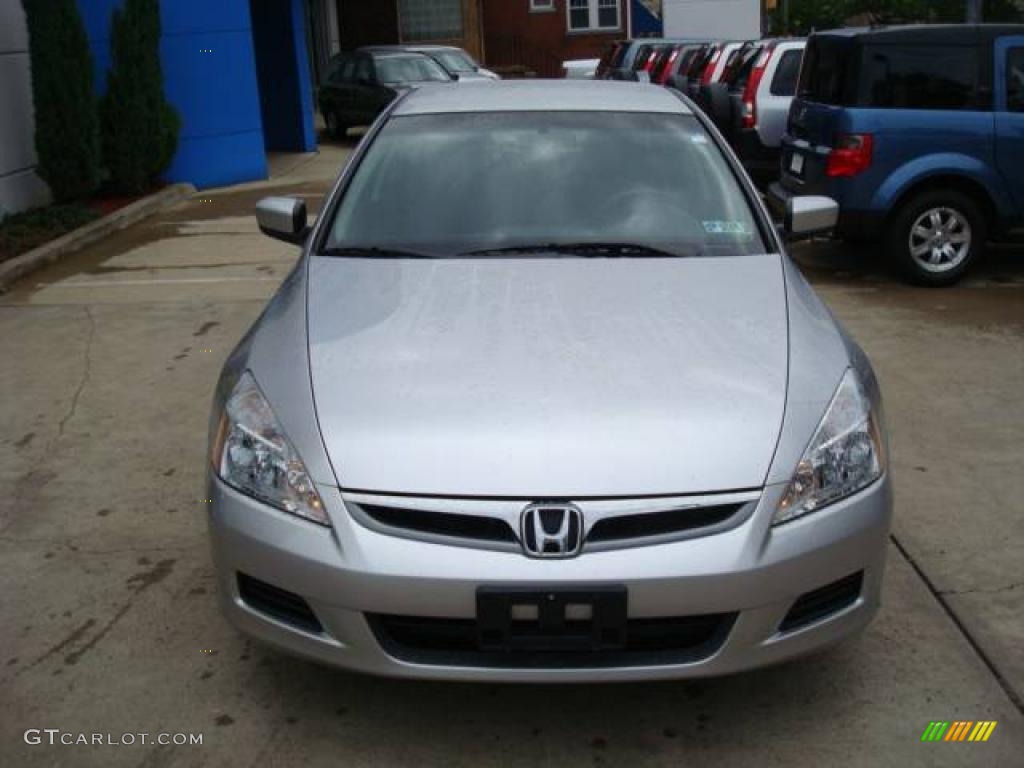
[860,45,981,110]
[798,36,856,105]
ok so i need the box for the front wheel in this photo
[885,189,986,286]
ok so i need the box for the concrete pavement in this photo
[2,141,1022,766]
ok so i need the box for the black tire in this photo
[885,188,986,286]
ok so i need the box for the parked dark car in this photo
[769,24,1024,284]
[318,49,451,137]
[365,44,500,80]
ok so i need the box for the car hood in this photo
[307,254,788,497]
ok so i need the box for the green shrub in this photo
[100,0,181,194]
[22,0,102,203]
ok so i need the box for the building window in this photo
[399,0,463,42]
[567,0,620,32]
[529,0,555,12]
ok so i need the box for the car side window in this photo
[861,44,981,110]
[355,56,374,83]
[1008,47,1024,113]
[770,49,802,97]
[328,56,352,85]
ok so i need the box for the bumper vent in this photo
[237,573,323,634]
[367,612,736,668]
[780,571,864,633]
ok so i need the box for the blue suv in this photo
[768,25,1024,285]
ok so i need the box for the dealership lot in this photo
[2,143,1022,766]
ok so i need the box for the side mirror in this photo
[784,196,839,240]
[256,197,308,245]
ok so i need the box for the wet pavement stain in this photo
[14,432,34,449]
[24,619,96,670]
[64,603,131,666]
[193,321,220,337]
[126,558,176,593]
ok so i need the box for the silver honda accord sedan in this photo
[207,81,892,682]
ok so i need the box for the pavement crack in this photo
[891,533,1023,713]
[54,306,96,440]
[937,581,1024,597]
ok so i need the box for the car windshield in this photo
[376,55,450,83]
[432,49,477,73]
[323,111,768,258]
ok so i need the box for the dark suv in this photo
[768,25,1024,285]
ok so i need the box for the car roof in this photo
[813,23,1024,45]
[392,80,693,116]
[359,44,463,53]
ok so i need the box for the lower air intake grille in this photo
[367,612,736,668]
[237,573,323,634]
[779,571,864,633]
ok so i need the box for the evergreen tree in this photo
[22,0,102,202]
[100,0,180,194]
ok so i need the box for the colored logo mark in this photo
[921,721,997,742]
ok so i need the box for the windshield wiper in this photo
[320,246,440,259]
[459,242,693,258]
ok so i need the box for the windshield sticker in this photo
[703,220,752,235]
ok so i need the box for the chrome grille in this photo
[344,491,760,552]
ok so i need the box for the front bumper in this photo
[208,475,892,682]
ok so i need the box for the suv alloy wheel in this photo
[886,188,987,286]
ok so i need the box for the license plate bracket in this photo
[476,586,627,652]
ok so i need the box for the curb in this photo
[0,182,197,293]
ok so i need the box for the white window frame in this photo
[566,0,620,33]
[529,0,555,12]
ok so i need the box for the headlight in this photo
[774,368,885,525]
[211,371,329,526]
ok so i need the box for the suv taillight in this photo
[740,48,772,129]
[827,134,874,177]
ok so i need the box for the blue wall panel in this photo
[250,0,316,152]
[289,0,316,152]
[77,0,269,188]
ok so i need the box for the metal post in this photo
[966,0,982,23]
